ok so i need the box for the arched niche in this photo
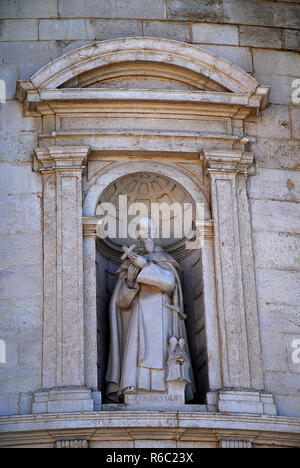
[90,170,210,402]
[25,38,276,416]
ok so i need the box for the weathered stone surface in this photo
[192,23,238,45]
[0,163,42,195]
[19,393,33,415]
[167,0,223,22]
[59,0,166,20]
[251,138,300,171]
[0,132,37,163]
[135,440,177,448]
[291,108,300,140]
[0,19,38,41]
[143,20,190,42]
[239,26,282,49]
[0,66,18,101]
[0,265,43,301]
[18,327,42,367]
[90,441,135,448]
[1,102,41,132]
[259,303,300,334]
[224,0,300,29]
[256,268,300,307]
[265,372,300,396]
[0,367,40,393]
[0,394,19,416]
[246,105,291,139]
[0,0,57,18]
[93,19,142,40]
[253,231,300,272]
[39,19,95,40]
[196,45,253,72]
[255,74,298,106]
[0,299,42,329]
[0,42,60,77]
[252,50,300,104]
[248,168,300,203]
[251,199,300,235]
[274,395,300,418]
[253,49,300,76]
[0,233,42,269]
[261,331,288,373]
[284,30,300,52]
[0,194,42,235]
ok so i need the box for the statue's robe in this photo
[106,247,194,402]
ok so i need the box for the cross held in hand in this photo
[121,244,136,262]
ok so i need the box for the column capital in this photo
[35,146,90,172]
[203,150,254,174]
[83,217,99,238]
[195,220,214,241]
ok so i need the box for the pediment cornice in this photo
[16,38,270,121]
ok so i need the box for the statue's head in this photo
[138,217,156,254]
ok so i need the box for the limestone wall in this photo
[0,0,299,417]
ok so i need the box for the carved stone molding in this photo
[220,440,252,449]
[35,146,90,172]
[56,440,88,449]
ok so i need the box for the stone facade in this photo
[0,0,299,448]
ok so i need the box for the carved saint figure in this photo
[106,218,194,403]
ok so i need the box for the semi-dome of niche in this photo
[96,172,198,263]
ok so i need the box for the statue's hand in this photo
[128,252,147,270]
[127,264,140,287]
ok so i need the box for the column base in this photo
[32,388,101,414]
[206,390,277,416]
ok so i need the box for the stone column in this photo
[204,150,277,416]
[83,218,101,410]
[32,146,95,414]
[200,222,222,399]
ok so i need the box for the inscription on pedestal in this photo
[125,393,185,406]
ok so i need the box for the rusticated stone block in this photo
[93,19,142,40]
[167,0,223,22]
[239,26,282,49]
[224,0,300,29]
[192,23,238,45]
[39,20,95,41]
[196,44,253,73]
[58,0,166,20]
[284,30,300,52]
[0,19,38,41]
[0,0,57,19]
[143,20,190,42]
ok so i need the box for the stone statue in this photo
[106,217,194,405]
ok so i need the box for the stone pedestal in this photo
[32,389,94,414]
[217,391,277,416]
[125,380,188,407]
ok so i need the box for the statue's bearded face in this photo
[141,237,155,254]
